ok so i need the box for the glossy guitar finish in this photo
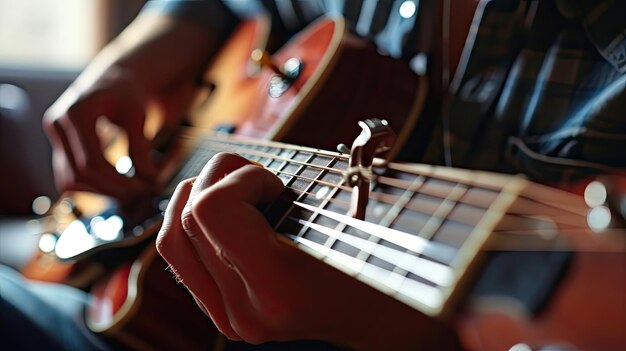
[189,15,425,156]
[97,132,626,350]
[24,16,425,350]
[458,251,626,351]
[23,13,625,351]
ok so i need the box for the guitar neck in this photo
[166,131,590,318]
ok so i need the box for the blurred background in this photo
[0,0,144,215]
[0,0,144,268]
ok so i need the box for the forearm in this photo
[69,1,238,97]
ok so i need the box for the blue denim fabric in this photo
[0,265,113,351]
[433,0,626,182]
[0,263,338,350]
[145,0,626,182]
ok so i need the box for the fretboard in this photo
[165,132,588,317]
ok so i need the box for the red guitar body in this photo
[36,16,425,350]
[458,250,625,351]
[22,14,626,351]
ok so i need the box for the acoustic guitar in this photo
[92,126,625,350]
[25,16,625,351]
[23,16,426,350]
[23,16,426,283]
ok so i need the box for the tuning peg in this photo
[251,49,284,77]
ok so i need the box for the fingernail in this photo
[249,160,264,167]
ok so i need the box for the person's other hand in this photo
[44,67,157,202]
[156,153,458,351]
[43,13,220,203]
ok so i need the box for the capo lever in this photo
[339,119,396,220]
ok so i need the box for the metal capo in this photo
[337,119,396,220]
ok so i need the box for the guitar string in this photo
[281,183,465,262]
[189,139,489,211]
[178,140,472,264]
[290,201,459,266]
[260,146,588,226]
[174,138,461,272]
[179,129,585,210]
[148,135,621,309]
[173,133,599,245]
[281,178,592,254]
[262,161,497,236]
[250,154,585,229]
[286,233,446,309]
[183,132,583,217]
[175,135,589,236]
[284,216,456,288]
[183,131,507,192]
[276,168,495,246]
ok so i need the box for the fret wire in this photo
[265,147,289,172]
[350,174,429,282]
[272,169,352,192]
[171,139,496,236]
[292,156,342,238]
[293,201,458,264]
[177,135,500,218]
[376,175,488,210]
[269,149,299,186]
[183,132,577,219]
[379,176,427,228]
[178,129,351,160]
[315,160,351,251]
[287,234,445,310]
[259,146,276,167]
[166,140,496,241]
[377,182,469,286]
[254,145,274,166]
[271,151,320,230]
[287,217,455,287]
[323,215,348,252]
[287,151,315,191]
[297,184,342,239]
[417,183,469,241]
[382,163,585,224]
[284,186,351,209]
[386,162,507,192]
[273,168,495,235]
[231,147,344,175]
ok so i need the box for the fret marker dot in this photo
[373,204,386,218]
[315,186,330,200]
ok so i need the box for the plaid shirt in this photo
[143,0,626,182]
[433,0,626,182]
[142,0,433,61]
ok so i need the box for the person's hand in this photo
[156,153,459,350]
[43,13,223,203]
[44,67,158,202]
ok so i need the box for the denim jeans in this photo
[0,265,113,351]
